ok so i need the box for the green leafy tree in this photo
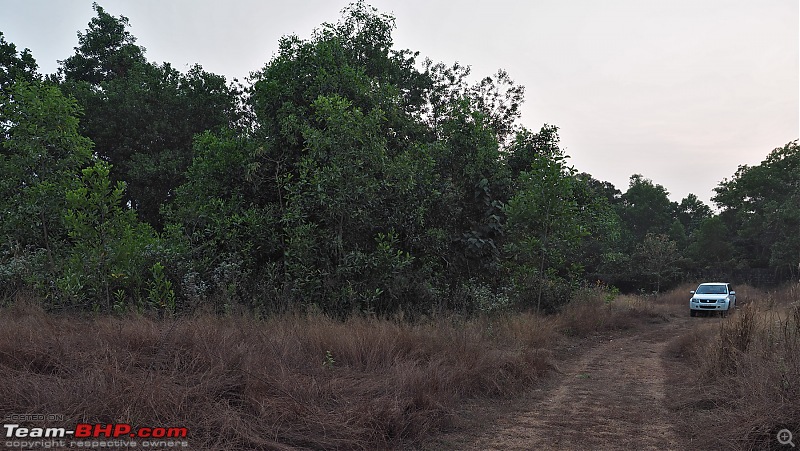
[714,141,800,279]
[250,1,510,312]
[572,173,624,280]
[687,216,734,269]
[420,63,523,286]
[617,174,678,249]
[277,94,421,313]
[63,160,156,310]
[161,130,273,311]
[675,193,713,236]
[58,4,240,228]
[506,125,560,181]
[166,3,431,314]
[58,3,145,83]
[632,233,681,292]
[0,81,93,297]
[671,193,713,261]
[0,32,39,93]
[71,61,239,227]
[166,2,534,314]
[423,60,524,145]
[668,218,688,251]
[426,96,507,283]
[505,132,586,312]
[577,172,622,207]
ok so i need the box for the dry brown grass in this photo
[558,288,672,337]
[667,283,800,450]
[0,301,560,450]
[0,287,666,450]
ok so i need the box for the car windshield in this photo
[696,285,728,294]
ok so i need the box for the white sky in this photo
[1,0,797,206]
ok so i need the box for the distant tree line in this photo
[1,2,797,315]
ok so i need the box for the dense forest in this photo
[1,2,798,316]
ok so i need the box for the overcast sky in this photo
[1,0,797,206]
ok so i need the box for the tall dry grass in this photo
[0,286,683,449]
[668,283,800,450]
[558,287,676,337]
[0,301,559,450]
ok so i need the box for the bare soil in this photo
[419,317,693,450]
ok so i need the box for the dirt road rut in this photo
[468,319,688,450]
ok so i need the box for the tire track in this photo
[468,321,687,450]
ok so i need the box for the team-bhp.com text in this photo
[3,423,189,448]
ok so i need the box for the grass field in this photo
[1,283,796,450]
[665,282,800,450]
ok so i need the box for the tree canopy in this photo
[714,141,800,279]
[0,2,796,313]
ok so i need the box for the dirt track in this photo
[458,318,692,450]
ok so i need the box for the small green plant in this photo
[112,289,126,314]
[148,262,176,314]
[56,271,84,307]
[485,322,495,339]
[322,350,335,369]
[604,286,620,304]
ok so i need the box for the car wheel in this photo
[720,309,727,318]
[690,309,697,317]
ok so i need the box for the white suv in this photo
[689,283,736,317]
